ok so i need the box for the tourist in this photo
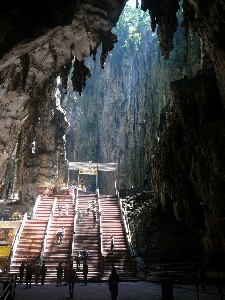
[75,252,81,270]
[65,203,69,216]
[34,261,41,284]
[63,261,69,286]
[56,262,63,286]
[19,262,25,284]
[70,189,75,205]
[67,262,78,298]
[25,263,33,288]
[58,204,63,217]
[56,229,60,243]
[87,202,91,215]
[92,199,96,208]
[40,262,47,285]
[56,227,65,244]
[82,261,88,286]
[110,235,115,253]
[108,267,120,300]
[82,249,89,263]
[77,209,82,223]
[93,206,98,227]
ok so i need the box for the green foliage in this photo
[113,5,151,52]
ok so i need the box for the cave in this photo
[0,0,225,274]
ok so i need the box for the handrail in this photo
[98,198,103,257]
[71,197,78,259]
[98,198,104,273]
[119,197,137,258]
[32,194,41,219]
[40,197,57,263]
[7,212,28,271]
[71,214,76,259]
[0,275,17,300]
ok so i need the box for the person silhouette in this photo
[108,267,120,300]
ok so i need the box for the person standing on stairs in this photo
[82,261,88,286]
[110,235,115,254]
[77,208,82,223]
[40,262,47,285]
[18,262,25,284]
[63,261,69,286]
[58,204,63,217]
[75,252,81,270]
[56,229,60,243]
[93,205,98,227]
[56,227,65,244]
[25,263,33,288]
[61,226,65,241]
[87,202,91,215]
[34,261,41,284]
[82,249,89,263]
[70,188,75,205]
[92,198,96,208]
[65,203,69,216]
[56,262,63,286]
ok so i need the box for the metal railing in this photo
[98,198,104,273]
[32,194,41,219]
[7,213,28,271]
[119,197,137,274]
[71,197,78,260]
[0,275,17,300]
[40,197,57,263]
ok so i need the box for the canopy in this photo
[68,162,118,172]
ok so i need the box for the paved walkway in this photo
[1,281,224,300]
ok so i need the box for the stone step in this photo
[7,194,134,282]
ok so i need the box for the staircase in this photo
[8,196,55,276]
[72,194,102,282]
[0,193,135,283]
[42,194,75,282]
[100,195,134,281]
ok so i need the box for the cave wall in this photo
[64,7,201,195]
[0,0,126,201]
[150,0,225,265]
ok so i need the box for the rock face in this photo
[149,0,225,266]
[151,66,225,266]
[0,0,225,266]
[0,0,126,201]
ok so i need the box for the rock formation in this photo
[0,0,225,266]
[0,0,126,202]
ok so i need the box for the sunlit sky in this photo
[127,0,137,8]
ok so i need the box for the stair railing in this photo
[0,275,17,300]
[119,197,137,273]
[71,215,76,260]
[7,212,28,271]
[98,198,104,273]
[40,197,57,263]
[32,194,41,219]
[71,197,78,259]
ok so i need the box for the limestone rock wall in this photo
[149,0,225,266]
[151,66,225,266]
[0,1,126,202]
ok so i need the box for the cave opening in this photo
[0,0,225,272]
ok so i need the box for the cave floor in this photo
[2,281,224,300]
